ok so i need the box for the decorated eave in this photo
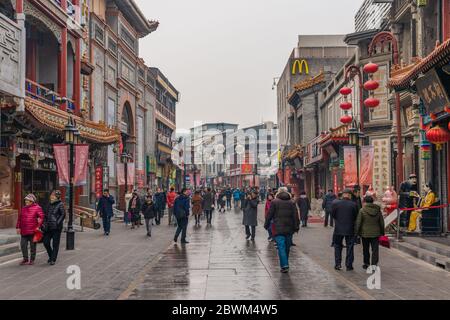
[114,0,159,37]
[388,39,450,90]
[24,97,120,145]
[320,125,349,147]
[283,145,304,161]
[288,72,326,105]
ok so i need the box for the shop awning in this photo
[158,143,173,155]
[320,125,349,148]
[23,97,120,145]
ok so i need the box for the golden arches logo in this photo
[292,59,309,75]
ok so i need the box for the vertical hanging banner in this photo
[95,167,103,199]
[195,174,201,187]
[127,163,135,187]
[116,163,125,186]
[53,144,70,187]
[74,145,89,186]
[360,146,375,186]
[343,146,358,187]
[102,166,109,191]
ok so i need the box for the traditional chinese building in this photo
[0,0,120,225]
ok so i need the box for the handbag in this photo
[379,235,390,249]
[33,228,44,243]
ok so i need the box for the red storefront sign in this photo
[95,167,103,199]
[53,145,70,187]
[74,145,89,186]
[241,163,253,175]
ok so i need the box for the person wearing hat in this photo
[399,174,419,228]
[16,194,44,265]
[331,188,358,271]
[43,190,66,265]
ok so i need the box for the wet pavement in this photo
[123,207,363,300]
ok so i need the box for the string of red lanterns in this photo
[339,62,381,124]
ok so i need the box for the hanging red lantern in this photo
[339,87,352,96]
[445,106,450,113]
[363,62,379,74]
[430,113,437,120]
[425,125,450,151]
[340,114,353,124]
[340,101,352,110]
[364,97,380,109]
[364,80,379,91]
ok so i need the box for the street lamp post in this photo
[121,151,131,217]
[64,115,80,251]
[348,120,365,186]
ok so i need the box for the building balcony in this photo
[25,79,76,111]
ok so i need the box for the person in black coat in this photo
[43,190,66,265]
[297,192,311,227]
[154,188,165,225]
[331,189,358,271]
[128,190,142,229]
[322,189,336,227]
[142,196,156,237]
[96,189,115,236]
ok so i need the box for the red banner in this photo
[116,163,125,186]
[277,169,284,185]
[195,174,201,187]
[136,169,145,188]
[127,163,135,186]
[95,167,103,199]
[343,146,358,187]
[241,163,253,175]
[74,145,89,186]
[53,144,70,187]
[360,146,374,186]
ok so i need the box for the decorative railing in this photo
[156,102,176,123]
[25,79,60,108]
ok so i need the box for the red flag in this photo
[343,146,358,187]
[74,145,89,186]
[360,146,374,186]
[53,144,70,187]
[127,163,135,186]
[116,163,125,186]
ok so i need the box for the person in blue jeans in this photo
[96,189,115,236]
[265,187,300,273]
[173,188,191,244]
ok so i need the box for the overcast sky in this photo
[135,0,362,131]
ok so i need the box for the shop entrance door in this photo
[22,168,57,210]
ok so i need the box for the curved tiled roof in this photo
[388,39,450,90]
[320,125,349,146]
[24,98,120,145]
[293,71,325,92]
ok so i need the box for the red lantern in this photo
[364,97,380,109]
[364,80,379,91]
[340,101,352,111]
[363,62,379,74]
[340,115,353,124]
[339,87,352,96]
[430,113,437,120]
[445,106,450,113]
[426,125,450,151]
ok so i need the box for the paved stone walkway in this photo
[1,205,449,300]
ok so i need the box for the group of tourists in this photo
[16,191,66,266]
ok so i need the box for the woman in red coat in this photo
[16,194,44,265]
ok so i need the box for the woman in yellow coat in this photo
[408,183,437,232]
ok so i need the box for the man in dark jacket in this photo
[96,189,115,236]
[323,189,337,227]
[265,187,300,273]
[173,188,191,244]
[154,188,165,225]
[43,190,66,265]
[142,196,156,237]
[398,174,418,228]
[351,185,363,213]
[225,187,232,210]
[331,189,358,271]
[243,191,259,241]
[297,192,311,227]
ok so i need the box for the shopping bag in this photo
[379,235,390,249]
[33,228,44,243]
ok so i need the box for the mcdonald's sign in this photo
[291,59,310,75]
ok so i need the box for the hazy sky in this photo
[135,0,362,131]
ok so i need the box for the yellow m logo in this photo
[292,59,309,75]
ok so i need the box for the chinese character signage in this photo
[372,138,391,197]
[95,167,103,199]
[415,68,450,115]
[304,135,323,167]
